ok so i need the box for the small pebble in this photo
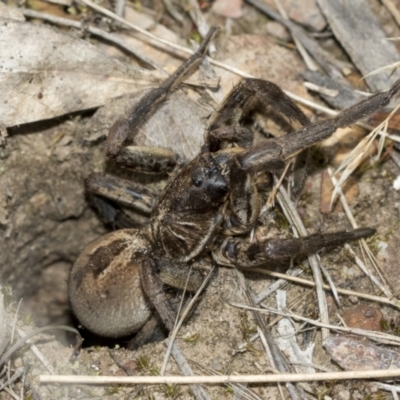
[393,175,400,190]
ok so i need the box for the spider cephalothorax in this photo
[69,28,400,346]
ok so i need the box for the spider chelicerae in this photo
[69,27,400,347]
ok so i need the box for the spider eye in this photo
[204,167,213,177]
[192,177,203,187]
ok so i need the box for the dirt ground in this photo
[1,0,400,399]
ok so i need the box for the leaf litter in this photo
[1,0,400,399]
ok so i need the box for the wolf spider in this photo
[69,28,400,346]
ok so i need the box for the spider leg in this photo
[155,258,206,292]
[207,79,312,232]
[127,315,165,350]
[89,195,147,230]
[85,173,156,229]
[139,259,178,331]
[105,27,219,158]
[239,80,400,173]
[141,257,206,331]
[133,257,206,338]
[112,145,179,174]
[86,173,156,214]
[216,227,375,268]
[206,126,254,153]
[205,78,310,152]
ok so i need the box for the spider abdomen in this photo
[69,229,152,338]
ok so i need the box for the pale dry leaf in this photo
[275,290,315,374]
[325,336,400,371]
[211,0,243,19]
[0,19,168,127]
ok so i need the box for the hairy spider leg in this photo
[105,27,219,159]
[216,227,375,268]
[239,80,400,172]
[87,173,156,213]
[204,78,310,152]
[85,173,157,229]
[77,28,220,339]
[204,79,313,233]
[85,167,210,332]
[140,257,206,332]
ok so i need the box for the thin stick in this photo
[256,326,285,399]
[248,267,400,309]
[168,342,211,400]
[187,0,216,55]
[160,267,215,376]
[0,325,80,367]
[234,304,400,346]
[76,0,339,114]
[276,185,330,342]
[234,269,300,399]
[22,9,166,73]
[193,361,265,400]
[273,0,318,71]
[40,368,400,384]
[3,387,20,400]
[114,0,125,17]
[254,267,303,304]
[327,168,393,298]
[265,163,291,208]
[81,0,400,154]
[16,329,55,375]
[162,0,184,23]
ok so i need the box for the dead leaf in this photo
[212,0,243,19]
[325,336,400,370]
[0,19,167,127]
[342,305,383,332]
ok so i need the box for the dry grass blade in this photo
[0,326,80,368]
[332,102,400,205]
[250,267,400,309]
[377,382,400,395]
[78,0,340,115]
[273,0,318,71]
[318,262,340,305]
[22,9,167,73]
[39,368,400,384]
[381,0,400,27]
[327,168,394,300]
[234,304,400,346]
[254,267,303,305]
[276,184,330,341]
[192,362,264,400]
[187,0,216,55]
[162,0,184,23]
[167,342,211,400]
[0,367,24,392]
[234,269,292,399]
[362,61,400,79]
[160,266,215,376]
